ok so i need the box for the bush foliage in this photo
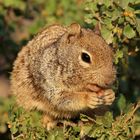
[0,0,140,139]
[0,97,139,140]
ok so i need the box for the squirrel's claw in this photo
[87,93,104,109]
[103,89,115,105]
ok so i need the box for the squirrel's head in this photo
[57,23,116,89]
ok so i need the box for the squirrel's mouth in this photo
[86,84,103,92]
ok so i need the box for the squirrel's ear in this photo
[67,23,81,43]
[93,23,101,35]
[68,23,81,35]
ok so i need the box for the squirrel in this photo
[10,23,116,130]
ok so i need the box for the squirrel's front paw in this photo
[102,89,115,105]
[87,93,104,109]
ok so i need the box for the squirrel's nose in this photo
[104,81,112,88]
[104,75,116,88]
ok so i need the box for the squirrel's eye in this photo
[81,52,91,63]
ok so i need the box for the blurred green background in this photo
[0,0,140,139]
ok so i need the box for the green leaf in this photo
[118,17,125,24]
[125,17,135,25]
[117,94,126,112]
[61,0,71,10]
[48,128,64,140]
[80,114,89,122]
[103,0,112,7]
[136,18,140,35]
[84,14,94,24]
[97,0,104,5]
[103,112,114,128]
[85,1,98,11]
[2,0,26,10]
[124,103,134,114]
[118,135,128,140]
[104,18,113,30]
[101,26,113,44]
[10,124,18,134]
[108,135,116,140]
[81,125,93,136]
[95,116,104,125]
[114,49,124,64]
[99,134,106,140]
[111,9,122,21]
[134,0,140,4]
[0,6,6,15]
[123,24,136,39]
[115,0,133,9]
[90,127,103,138]
[45,0,57,15]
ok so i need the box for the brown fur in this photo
[10,23,116,129]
